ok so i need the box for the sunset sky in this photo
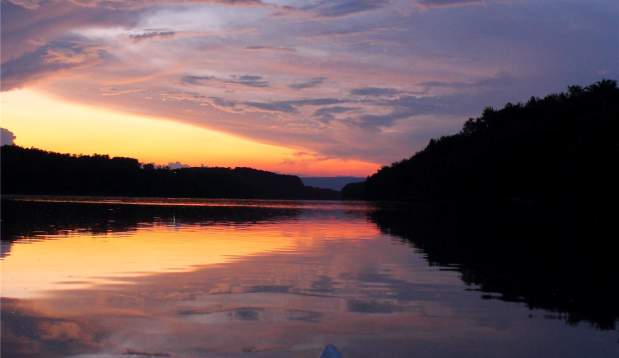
[1,0,617,175]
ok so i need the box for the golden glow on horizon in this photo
[0,219,378,298]
[0,89,378,176]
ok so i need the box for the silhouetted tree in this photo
[343,80,619,329]
[1,146,339,200]
[343,79,619,204]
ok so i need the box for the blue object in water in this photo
[320,344,343,358]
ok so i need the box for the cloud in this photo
[313,106,357,122]
[1,299,101,357]
[245,98,346,113]
[356,94,478,129]
[415,0,484,9]
[181,75,216,85]
[99,86,144,96]
[129,30,176,41]
[1,40,106,91]
[182,74,270,88]
[194,96,346,114]
[1,128,17,145]
[418,72,515,91]
[6,0,266,10]
[314,106,356,116]
[304,0,391,18]
[5,0,41,9]
[208,96,240,110]
[2,0,616,168]
[244,101,296,113]
[1,1,138,62]
[351,73,520,130]
[166,161,190,169]
[236,75,269,88]
[350,87,402,97]
[355,108,413,129]
[289,77,326,90]
[244,45,296,52]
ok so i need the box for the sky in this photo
[1,0,617,175]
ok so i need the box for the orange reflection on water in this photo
[0,218,378,299]
[8,196,372,211]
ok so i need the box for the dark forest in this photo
[1,146,338,200]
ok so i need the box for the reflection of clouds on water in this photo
[5,234,618,358]
[0,226,299,298]
[1,298,103,357]
[1,199,376,299]
[2,199,618,357]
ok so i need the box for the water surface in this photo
[1,197,617,357]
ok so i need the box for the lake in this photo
[1,197,617,357]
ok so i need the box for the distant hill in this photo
[1,146,339,200]
[300,176,364,191]
[343,80,619,204]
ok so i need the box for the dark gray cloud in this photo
[236,75,269,87]
[244,45,296,52]
[289,77,326,90]
[350,87,402,97]
[1,40,106,91]
[359,94,473,128]
[6,0,266,10]
[166,161,189,169]
[187,72,517,131]
[245,98,346,113]
[5,0,40,9]
[281,98,346,107]
[356,108,414,129]
[418,72,515,91]
[313,106,357,122]
[182,74,270,88]
[182,75,217,85]
[353,75,524,130]
[314,106,356,116]
[244,101,296,112]
[1,1,138,62]
[304,0,390,18]
[1,128,16,146]
[209,96,238,109]
[347,299,400,313]
[416,0,483,8]
[129,30,176,41]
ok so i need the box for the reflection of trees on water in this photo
[370,201,619,331]
[0,199,301,258]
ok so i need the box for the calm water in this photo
[1,197,617,357]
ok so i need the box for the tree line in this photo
[343,79,619,205]
[1,146,338,199]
